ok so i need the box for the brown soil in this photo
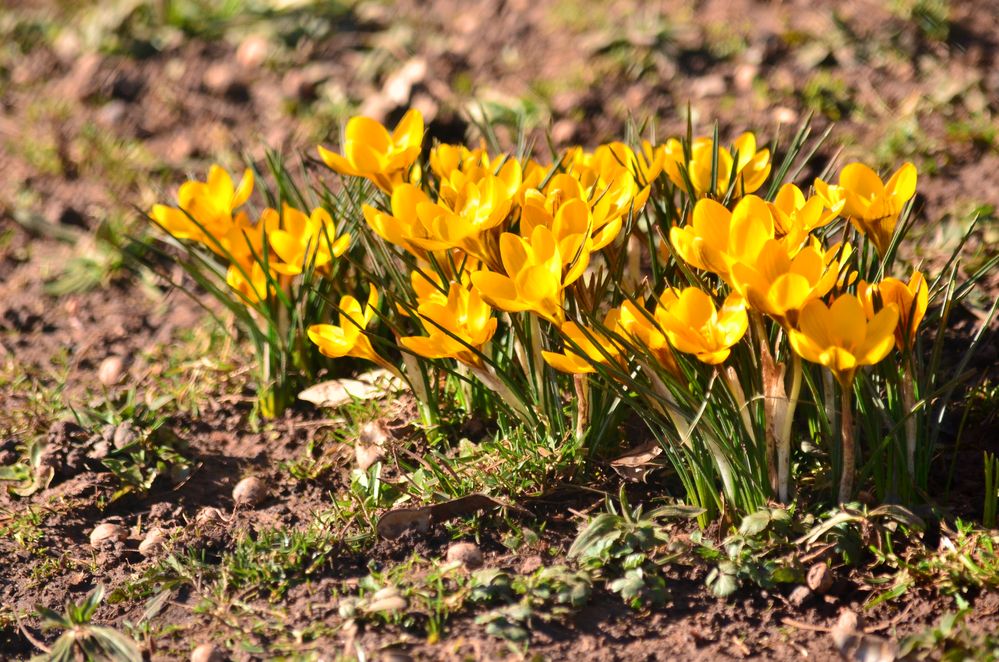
[1,0,997,660]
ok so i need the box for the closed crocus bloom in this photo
[318,110,424,193]
[656,288,748,365]
[617,299,681,377]
[400,283,497,366]
[362,183,436,258]
[858,271,927,352]
[438,153,523,202]
[151,165,254,243]
[429,142,487,180]
[471,225,590,325]
[307,286,383,364]
[662,133,770,198]
[589,142,664,188]
[269,205,350,276]
[215,207,278,263]
[542,310,622,374]
[788,294,899,386]
[729,238,846,326]
[814,162,916,255]
[669,195,774,280]
[770,183,842,241]
[226,258,272,305]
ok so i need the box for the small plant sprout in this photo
[28,585,141,662]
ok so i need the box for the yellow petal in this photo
[345,116,392,153]
[391,109,424,148]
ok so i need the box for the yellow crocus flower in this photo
[307,286,385,366]
[362,183,436,258]
[858,271,927,352]
[729,239,848,326]
[410,174,516,261]
[661,133,771,198]
[814,162,917,255]
[787,294,899,386]
[521,174,626,251]
[400,282,497,366]
[656,289,748,365]
[470,225,590,325]
[429,142,488,180]
[542,310,623,374]
[268,205,350,276]
[151,165,254,244]
[770,183,842,240]
[668,195,776,281]
[226,258,273,305]
[318,110,424,193]
[616,299,681,378]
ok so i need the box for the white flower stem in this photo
[778,352,802,503]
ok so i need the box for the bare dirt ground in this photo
[1,0,997,660]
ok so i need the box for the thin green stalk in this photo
[839,382,855,503]
[902,359,917,478]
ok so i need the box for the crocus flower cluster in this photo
[151,107,929,508]
[152,167,350,305]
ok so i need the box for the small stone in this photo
[202,63,249,102]
[138,528,167,557]
[98,356,125,387]
[364,588,406,614]
[90,522,128,547]
[355,444,384,471]
[359,421,389,447]
[551,119,576,145]
[190,643,224,662]
[772,106,799,125]
[236,34,270,69]
[95,101,128,129]
[112,421,137,449]
[734,63,758,92]
[232,476,267,507]
[807,562,833,594]
[195,507,226,526]
[691,74,726,98]
[88,440,111,461]
[446,542,483,569]
[788,585,812,607]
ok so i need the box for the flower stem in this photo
[778,351,802,503]
[573,374,590,444]
[839,382,855,503]
[720,366,756,445]
[902,361,917,478]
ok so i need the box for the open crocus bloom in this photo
[400,283,497,366]
[655,288,748,365]
[669,195,784,282]
[318,109,424,193]
[858,271,927,352]
[814,162,916,255]
[307,286,383,365]
[268,206,350,276]
[543,310,623,375]
[788,293,899,385]
[471,225,591,326]
[151,165,254,244]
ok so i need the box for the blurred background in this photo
[0,0,996,294]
